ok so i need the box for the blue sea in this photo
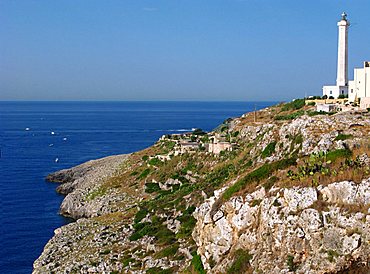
[0,101,275,273]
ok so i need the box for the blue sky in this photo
[1,0,369,101]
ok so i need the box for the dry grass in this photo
[234,102,316,131]
[275,144,370,190]
[93,211,129,225]
[337,203,370,215]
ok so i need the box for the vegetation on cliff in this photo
[34,102,370,274]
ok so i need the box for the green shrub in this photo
[326,149,352,162]
[154,244,179,259]
[334,134,353,141]
[327,250,339,262]
[142,155,149,161]
[201,135,209,143]
[121,257,136,267]
[191,252,206,274]
[227,249,252,274]
[176,206,196,239]
[287,255,298,271]
[307,110,333,116]
[251,199,262,206]
[287,149,353,180]
[293,134,303,144]
[138,168,151,179]
[223,157,297,200]
[273,198,281,206]
[163,140,176,150]
[130,170,139,176]
[193,128,206,135]
[307,102,316,106]
[275,110,305,120]
[146,267,173,274]
[145,182,161,193]
[129,222,155,241]
[232,131,240,137]
[263,176,278,190]
[241,159,253,170]
[261,141,277,158]
[148,157,162,166]
[99,249,111,255]
[281,99,305,111]
[129,216,176,243]
[134,208,148,224]
[160,140,176,154]
[86,187,106,201]
[205,163,236,189]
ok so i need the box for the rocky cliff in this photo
[33,101,370,273]
[47,154,129,219]
[193,180,370,273]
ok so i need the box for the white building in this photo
[360,97,370,109]
[179,142,199,153]
[207,142,233,154]
[348,61,370,102]
[323,13,350,98]
[316,104,337,113]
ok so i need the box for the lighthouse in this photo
[336,12,350,87]
[322,12,350,98]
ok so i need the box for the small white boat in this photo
[49,144,54,147]
[51,131,55,135]
[63,137,67,141]
[55,158,59,163]
[25,128,30,131]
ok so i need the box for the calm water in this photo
[0,101,275,273]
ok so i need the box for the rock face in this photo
[238,113,370,162]
[48,154,129,219]
[33,106,370,274]
[193,179,370,273]
[33,214,187,274]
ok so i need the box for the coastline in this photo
[33,104,370,273]
[46,154,130,219]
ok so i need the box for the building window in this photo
[351,89,353,93]
[330,91,332,94]
[341,90,344,94]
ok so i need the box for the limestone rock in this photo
[47,154,129,219]
[193,179,370,273]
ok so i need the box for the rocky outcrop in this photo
[34,106,370,273]
[48,154,129,219]
[33,215,189,274]
[193,178,370,273]
[237,113,370,162]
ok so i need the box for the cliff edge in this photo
[34,101,370,273]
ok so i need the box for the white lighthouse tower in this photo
[336,12,350,87]
[323,12,350,98]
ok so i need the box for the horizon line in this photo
[0,99,283,103]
